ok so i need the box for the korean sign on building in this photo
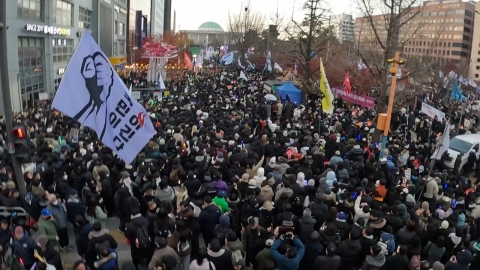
[25,24,71,36]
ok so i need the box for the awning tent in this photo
[276,81,302,104]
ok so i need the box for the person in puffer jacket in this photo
[361,244,386,270]
[325,171,338,188]
[156,178,175,203]
[212,191,230,213]
[297,172,306,188]
[213,177,227,194]
[379,230,396,255]
[253,168,267,187]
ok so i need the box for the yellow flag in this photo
[319,58,334,114]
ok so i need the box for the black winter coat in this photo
[114,187,132,220]
[336,238,361,270]
[125,215,151,260]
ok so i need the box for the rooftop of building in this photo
[198,21,224,32]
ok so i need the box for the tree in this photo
[282,0,333,93]
[227,1,265,64]
[354,0,424,111]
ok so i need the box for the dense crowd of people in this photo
[0,67,479,270]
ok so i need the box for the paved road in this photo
[60,218,131,269]
[59,217,206,269]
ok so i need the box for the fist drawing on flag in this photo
[73,52,113,140]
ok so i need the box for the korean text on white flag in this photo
[52,31,156,164]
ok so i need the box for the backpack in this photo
[378,239,389,255]
[135,226,151,249]
[231,249,244,263]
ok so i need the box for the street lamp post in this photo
[379,51,404,158]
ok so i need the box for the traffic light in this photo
[11,126,31,162]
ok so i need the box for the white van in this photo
[443,134,480,170]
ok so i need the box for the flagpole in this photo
[417,119,449,203]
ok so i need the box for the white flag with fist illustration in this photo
[52,31,156,164]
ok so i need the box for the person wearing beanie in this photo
[334,212,350,240]
[212,192,230,213]
[224,230,245,262]
[149,237,179,270]
[12,226,37,269]
[207,238,233,270]
[255,239,274,270]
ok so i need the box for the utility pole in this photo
[378,51,404,158]
[0,1,27,198]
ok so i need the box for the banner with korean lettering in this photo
[421,102,445,122]
[332,87,376,109]
[52,31,156,164]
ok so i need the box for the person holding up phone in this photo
[354,190,370,226]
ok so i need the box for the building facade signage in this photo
[25,24,71,36]
[441,3,460,9]
[120,8,127,14]
[58,68,66,75]
[52,38,67,46]
[117,38,126,42]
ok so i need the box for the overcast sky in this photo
[171,0,356,31]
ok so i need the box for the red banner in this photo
[184,52,193,70]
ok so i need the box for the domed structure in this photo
[198,22,224,32]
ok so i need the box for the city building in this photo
[127,0,151,64]
[163,0,171,32]
[355,14,395,53]
[2,0,115,112]
[90,0,128,67]
[150,0,165,36]
[330,14,354,43]
[469,2,480,79]
[181,22,229,47]
[403,0,475,66]
[355,0,475,67]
